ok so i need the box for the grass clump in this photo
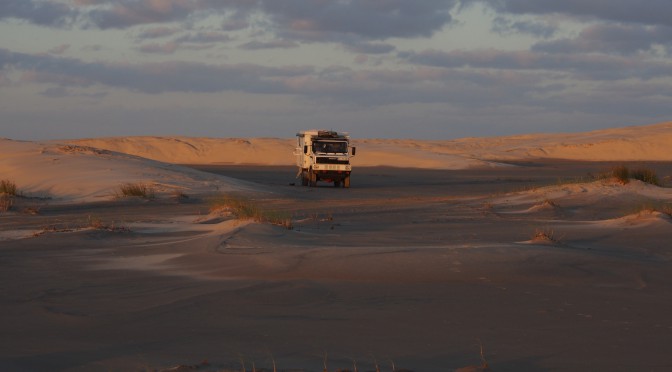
[531,227,561,244]
[0,180,17,212]
[609,165,661,186]
[0,194,13,212]
[630,167,660,186]
[635,202,672,217]
[116,183,155,199]
[611,165,630,184]
[211,194,292,229]
[0,179,17,195]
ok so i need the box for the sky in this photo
[1,0,671,140]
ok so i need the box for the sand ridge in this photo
[65,121,672,167]
[0,138,252,202]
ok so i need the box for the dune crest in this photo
[0,139,248,202]
[66,122,672,168]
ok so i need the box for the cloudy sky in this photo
[1,0,671,140]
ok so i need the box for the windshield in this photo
[312,141,348,154]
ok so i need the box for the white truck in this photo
[295,130,356,188]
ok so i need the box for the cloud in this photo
[39,86,108,99]
[48,44,71,55]
[239,39,299,50]
[137,32,232,54]
[399,48,672,80]
[83,0,202,29]
[39,86,69,97]
[532,23,672,55]
[74,0,460,42]
[138,41,179,54]
[174,31,233,44]
[262,0,459,41]
[492,16,557,38]
[136,26,181,39]
[222,18,249,31]
[469,0,672,27]
[346,42,396,55]
[4,45,672,125]
[0,48,313,95]
[0,0,74,26]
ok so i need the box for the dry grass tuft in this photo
[542,199,559,208]
[171,190,189,201]
[630,167,660,186]
[211,194,293,229]
[635,202,672,218]
[116,183,155,199]
[87,216,130,232]
[611,165,630,184]
[0,179,17,195]
[608,165,661,186]
[531,227,561,244]
[0,194,13,212]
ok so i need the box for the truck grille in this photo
[316,157,349,165]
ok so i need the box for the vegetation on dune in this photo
[611,165,630,184]
[0,194,13,212]
[630,167,660,186]
[0,179,17,195]
[210,194,293,229]
[610,165,661,186]
[0,180,18,212]
[531,227,562,244]
[634,202,672,218]
[115,183,155,199]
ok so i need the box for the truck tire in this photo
[309,170,317,187]
[344,175,350,188]
[301,171,308,186]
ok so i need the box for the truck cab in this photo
[295,130,356,188]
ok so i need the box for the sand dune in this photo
[66,121,672,168]
[3,121,671,202]
[0,139,249,202]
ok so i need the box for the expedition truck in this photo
[295,130,356,188]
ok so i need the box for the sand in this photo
[2,123,672,371]
[66,122,672,168]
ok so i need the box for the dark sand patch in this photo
[2,162,672,371]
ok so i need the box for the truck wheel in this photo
[301,171,308,186]
[344,176,350,188]
[309,170,317,187]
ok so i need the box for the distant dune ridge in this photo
[1,121,671,202]
[68,121,672,167]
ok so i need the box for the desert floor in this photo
[2,161,672,371]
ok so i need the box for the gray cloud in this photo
[492,16,556,38]
[174,31,233,44]
[239,39,299,50]
[0,48,312,94]
[83,0,202,29]
[0,0,74,26]
[260,0,459,41]
[136,26,181,39]
[3,0,460,43]
[48,44,71,55]
[532,24,672,55]
[138,41,179,54]
[399,48,672,80]
[471,0,672,27]
[346,42,396,55]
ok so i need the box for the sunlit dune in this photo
[2,122,672,202]
[66,121,672,169]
